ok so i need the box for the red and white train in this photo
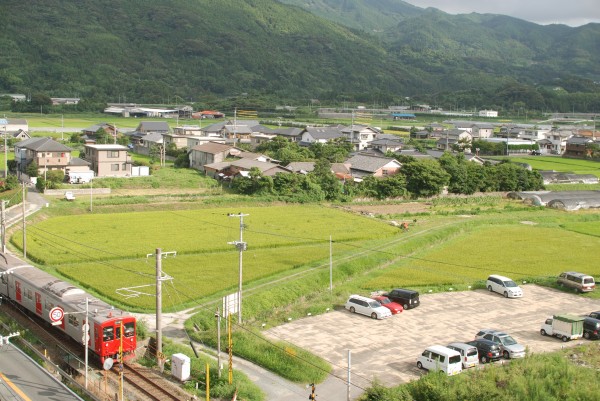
[0,252,137,363]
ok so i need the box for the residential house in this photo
[520,127,551,142]
[162,125,202,149]
[273,127,304,143]
[368,137,404,154]
[285,161,352,178]
[188,142,243,172]
[470,123,495,139]
[82,123,118,143]
[250,133,278,150]
[14,137,72,179]
[84,144,132,178]
[564,136,598,158]
[135,132,164,155]
[436,129,472,151]
[130,121,170,146]
[11,130,30,141]
[341,125,379,151]
[300,127,345,146]
[345,154,402,178]
[222,124,254,145]
[546,129,574,154]
[204,158,292,179]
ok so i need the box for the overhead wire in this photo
[17,209,532,391]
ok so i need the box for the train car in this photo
[0,252,136,363]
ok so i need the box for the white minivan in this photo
[446,342,479,369]
[417,345,462,376]
[344,295,392,319]
[486,274,523,298]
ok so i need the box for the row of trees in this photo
[230,153,543,202]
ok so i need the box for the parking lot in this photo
[265,285,600,389]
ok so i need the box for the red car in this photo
[371,296,403,314]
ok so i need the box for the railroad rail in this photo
[115,362,185,401]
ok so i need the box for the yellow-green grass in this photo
[509,156,600,177]
[363,223,600,290]
[56,242,344,310]
[15,205,399,265]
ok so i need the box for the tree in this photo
[308,158,342,201]
[26,161,39,177]
[95,128,109,144]
[231,167,273,195]
[401,159,449,198]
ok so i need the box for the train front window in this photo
[103,326,114,341]
[124,322,135,337]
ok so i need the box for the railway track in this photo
[114,362,185,401]
[1,303,191,401]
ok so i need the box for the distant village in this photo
[1,100,599,188]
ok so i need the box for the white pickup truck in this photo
[540,314,584,342]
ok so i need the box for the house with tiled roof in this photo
[82,123,118,141]
[564,136,600,158]
[189,142,243,171]
[273,127,304,142]
[345,153,402,178]
[300,127,345,146]
[204,158,292,179]
[83,144,132,178]
[341,125,379,151]
[285,162,351,177]
[14,137,73,179]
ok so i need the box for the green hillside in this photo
[1,0,599,109]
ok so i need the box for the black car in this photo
[467,339,501,363]
[584,317,600,340]
[530,150,541,156]
[382,288,420,310]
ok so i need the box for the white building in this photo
[478,110,498,118]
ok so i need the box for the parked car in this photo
[475,329,526,359]
[344,295,391,319]
[371,295,403,314]
[382,288,420,310]
[417,345,462,376]
[557,272,595,293]
[530,150,541,156]
[540,314,584,341]
[466,339,501,364]
[583,316,600,340]
[486,275,523,298]
[446,342,479,369]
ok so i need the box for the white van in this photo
[446,342,479,369]
[344,295,392,319]
[557,272,595,293]
[486,274,523,298]
[417,345,462,376]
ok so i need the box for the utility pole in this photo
[1,201,5,254]
[228,213,248,324]
[329,236,333,293]
[22,181,26,258]
[3,124,7,178]
[148,248,176,373]
[156,248,163,373]
[347,349,352,401]
[84,297,89,389]
[216,307,221,378]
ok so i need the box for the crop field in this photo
[509,156,600,177]
[363,223,600,290]
[12,205,400,310]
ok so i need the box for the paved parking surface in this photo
[265,285,600,390]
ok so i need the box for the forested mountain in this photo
[1,0,599,110]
